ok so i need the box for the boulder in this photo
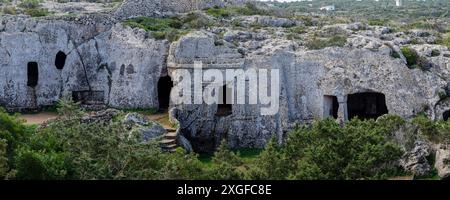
[401,140,433,176]
[123,113,166,142]
[177,134,194,153]
[435,145,450,179]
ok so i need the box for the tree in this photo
[207,140,243,180]
[246,137,287,180]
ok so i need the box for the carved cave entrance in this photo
[157,76,173,111]
[55,51,67,70]
[347,92,388,120]
[216,84,232,117]
[323,95,338,119]
[27,62,38,88]
[443,110,450,121]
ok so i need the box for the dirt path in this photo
[19,112,58,125]
[146,112,174,130]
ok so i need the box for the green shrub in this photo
[123,16,195,42]
[0,140,8,179]
[283,118,404,180]
[205,6,231,18]
[25,8,50,17]
[234,2,272,16]
[19,0,40,9]
[2,6,17,15]
[401,47,420,68]
[368,18,390,26]
[206,140,243,180]
[306,36,347,50]
[437,35,450,50]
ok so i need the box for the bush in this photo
[368,18,390,26]
[205,6,231,18]
[206,140,243,180]
[401,47,419,67]
[19,0,40,9]
[306,36,347,50]
[123,16,195,42]
[283,118,404,180]
[2,6,16,15]
[0,140,8,178]
[437,35,450,50]
[25,8,50,17]
[234,2,272,16]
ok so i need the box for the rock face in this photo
[2,1,450,152]
[435,145,450,179]
[114,0,248,20]
[0,15,168,111]
[123,113,167,142]
[400,140,433,176]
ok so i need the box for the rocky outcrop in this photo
[0,15,169,111]
[123,113,167,142]
[1,1,450,152]
[435,145,450,179]
[114,0,249,20]
[400,140,433,176]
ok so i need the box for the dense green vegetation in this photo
[0,99,420,180]
[205,3,273,19]
[306,36,347,50]
[123,13,215,42]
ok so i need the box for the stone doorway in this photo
[347,92,388,120]
[55,51,67,70]
[323,95,338,119]
[216,84,232,117]
[27,62,38,88]
[157,76,173,111]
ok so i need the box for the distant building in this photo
[396,0,402,7]
[320,5,335,11]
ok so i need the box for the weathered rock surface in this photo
[400,140,433,176]
[114,0,248,20]
[123,112,167,141]
[1,1,450,152]
[435,145,450,179]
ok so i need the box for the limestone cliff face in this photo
[114,0,249,20]
[0,15,168,110]
[166,30,449,151]
[1,7,450,152]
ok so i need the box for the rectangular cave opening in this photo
[444,110,450,121]
[72,91,105,104]
[216,84,232,117]
[157,76,173,111]
[347,92,388,120]
[323,95,338,119]
[27,62,39,88]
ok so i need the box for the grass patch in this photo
[123,16,190,42]
[199,148,262,168]
[401,47,431,70]
[437,35,450,50]
[306,36,347,50]
[205,6,231,18]
[25,8,50,17]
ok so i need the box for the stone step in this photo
[160,139,177,146]
[162,144,178,150]
[165,128,177,132]
[164,131,178,139]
